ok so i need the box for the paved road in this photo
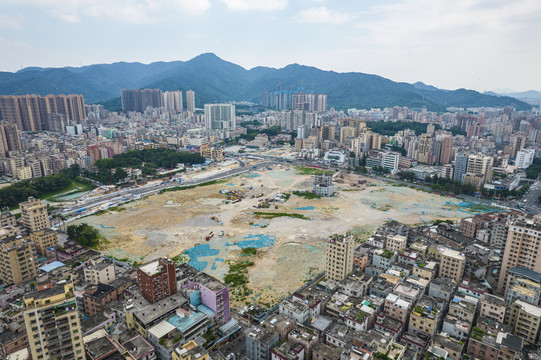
[523,180,541,213]
[63,160,270,215]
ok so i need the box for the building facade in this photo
[23,284,84,360]
[325,234,355,281]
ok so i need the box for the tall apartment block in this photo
[453,154,469,182]
[164,91,183,113]
[0,230,37,285]
[439,136,454,164]
[19,197,50,233]
[121,88,164,112]
[23,283,84,360]
[186,90,195,113]
[325,233,355,281]
[505,266,541,305]
[29,229,59,256]
[0,121,22,157]
[497,218,541,294]
[505,299,541,345]
[137,257,177,303]
[466,153,493,182]
[246,326,279,360]
[290,93,327,113]
[0,94,85,132]
[204,104,236,130]
[438,248,465,284]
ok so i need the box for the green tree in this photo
[67,223,102,249]
[113,168,128,184]
[397,171,415,181]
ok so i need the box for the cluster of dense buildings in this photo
[0,90,246,180]
[292,110,540,192]
[2,88,540,198]
[4,188,541,359]
[0,195,239,360]
[235,213,541,360]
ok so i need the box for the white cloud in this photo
[292,6,358,24]
[344,0,541,90]
[49,10,81,23]
[220,0,288,11]
[10,0,210,24]
[0,14,23,29]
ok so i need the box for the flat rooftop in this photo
[127,291,188,325]
[138,260,163,276]
[123,335,154,359]
[167,310,207,333]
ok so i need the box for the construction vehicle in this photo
[206,231,214,241]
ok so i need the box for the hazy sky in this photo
[1,0,540,92]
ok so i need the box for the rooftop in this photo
[510,266,541,282]
[126,291,188,325]
[430,277,455,292]
[265,313,294,330]
[123,335,154,359]
[513,299,541,316]
[138,259,164,276]
[85,336,122,360]
[310,316,333,332]
[375,313,402,332]
[84,283,116,299]
[90,260,115,271]
[432,334,464,352]
[312,343,343,359]
[441,248,465,260]
[167,309,207,333]
[481,293,506,307]
[25,284,70,301]
[0,327,26,345]
[38,261,66,273]
[246,326,278,344]
[499,332,523,352]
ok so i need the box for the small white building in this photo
[516,148,535,169]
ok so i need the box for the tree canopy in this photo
[67,223,102,249]
[0,172,72,209]
[366,121,441,137]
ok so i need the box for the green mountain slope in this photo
[0,53,531,111]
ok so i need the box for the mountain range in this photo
[0,53,531,112]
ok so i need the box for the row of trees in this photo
[93,148,205,174]
[366,121,441,137]
[82,148,205,184]
[526,158,541,179]
[397,171,530,198]
[0,165,89,208]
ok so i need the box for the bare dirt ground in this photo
[75,166,476,307]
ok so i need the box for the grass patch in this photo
[107,256,143,267]
[254,212,309,220]
[292,190,321,199]
[224,260,254,287]
[108,206,126,212]
[171,252,189,264]
[295,166,334,176]
[42,180,94,200]
[162,179,225,193]
[241,247,257,256]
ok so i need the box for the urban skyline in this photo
[1,1,540,93]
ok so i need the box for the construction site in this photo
[74,165,495,308]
